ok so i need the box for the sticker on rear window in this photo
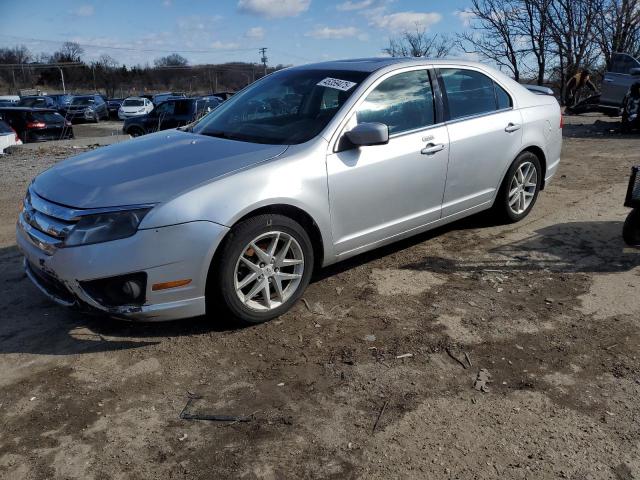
[317,77,357,91]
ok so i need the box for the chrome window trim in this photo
[443,107,514,127]
[18,213,62,255]
[23,209,74,239]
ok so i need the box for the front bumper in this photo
[16,218,229,321]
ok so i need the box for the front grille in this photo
[625,166,640,208]
[25,260,76,305]
[20,187,80,254]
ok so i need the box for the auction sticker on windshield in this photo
[317,78,357,91]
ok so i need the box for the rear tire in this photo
[492,151,542,223]
[208,214,314,325]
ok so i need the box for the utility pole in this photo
[57,66,66,93]
[259,47,268,77]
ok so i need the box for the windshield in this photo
[71,97,95,106]
[18,97,46,107]
[123,99,144,107]
[192,68,369,145]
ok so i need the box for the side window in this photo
[355,69,435,134]
[495,83,512,110]
[440,69,500,120]
[155,102,175,116]
[174,100,192,115]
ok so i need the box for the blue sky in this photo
[1,0,474,67]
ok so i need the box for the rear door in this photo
[438,67,523,217]
[602,53,640,106]
[327,67,450,255]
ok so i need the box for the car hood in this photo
[33,130,288,208]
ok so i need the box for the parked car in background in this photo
[122,97,218,136]
[0,119,22,153]
[0,100,16,108]
[152,92,186,105]
[601,53,640,109]
[0,107,73,142]
[0,95,20,103]
[63,95,109,123]
[48,94,74,112]
[18,96,57,109]
[118,97,154,120]
[107,98,124,119]
[20,58,561,324]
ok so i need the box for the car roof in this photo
[291,57,491,73]
[0,107,57,112]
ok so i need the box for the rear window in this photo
[19,98,48,107]
[30,112,64,123]
[123,99,144,107]
[71,97,95,105]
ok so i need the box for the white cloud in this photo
[237,0,310,18]
[71,5,94,17]
[211,41,241,49]
[305,26,360,39]
[370,11,442,32]
[245,26,265,39]
[454,9,475,27]
[336,0,374,11]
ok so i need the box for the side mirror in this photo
[345,122,389,147]
[631,68,640,76]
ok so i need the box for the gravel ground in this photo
[0,115,639,479]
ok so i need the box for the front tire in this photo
[209,214,314,325]
[493,151,542,223]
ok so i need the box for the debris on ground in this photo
[473,369,492,393]
[179,394,253,423]
[372,400,389,434]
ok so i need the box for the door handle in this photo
[505,123,521,133]
[421,143,445,155]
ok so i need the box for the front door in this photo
[327,68,449,256]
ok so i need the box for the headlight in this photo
[64,208,151,247]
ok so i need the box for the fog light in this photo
[122,280,143,300]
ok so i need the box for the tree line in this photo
[0,42,281,97]
[385,0,640,99]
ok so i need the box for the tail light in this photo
[559,115,564,129]
[26,121,46,129]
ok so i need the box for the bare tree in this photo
[546,0,603,98]
[154,53,189,67]
[514,0,552,85]
[595,0,640,68]
[457,0,525,80]
[384,28,454,58]
[51,41,84,63]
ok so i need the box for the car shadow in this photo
[400,220,639,274]
[1,219,636,356]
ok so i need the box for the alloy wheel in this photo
[508,161,538,215]
[233,231,304,311]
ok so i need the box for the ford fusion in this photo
[17,58,562,324]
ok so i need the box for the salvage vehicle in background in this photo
[0,107,73,143]
[118,97,154,119]
[122,97,219,136]
[63,95,109,123]
[0,119,22,153]
[17,58,561,324]
[623,166,640,247]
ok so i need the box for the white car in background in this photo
[0,119,22,153]
[118,97,154,120]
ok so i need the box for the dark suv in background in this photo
[122,97,221,136]
[62,95,109,123]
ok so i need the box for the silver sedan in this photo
[17,58,562,324]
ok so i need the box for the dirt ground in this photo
[0,114,639,480]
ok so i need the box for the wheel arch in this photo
[520,145,547,190]
[207,203,325,287]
